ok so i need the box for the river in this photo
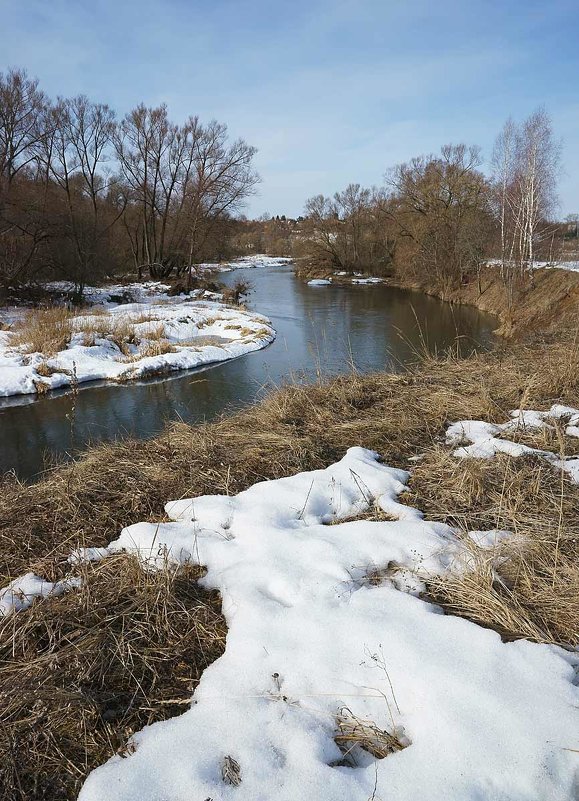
[0,263,496,480]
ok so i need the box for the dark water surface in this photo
[0,265,496,480]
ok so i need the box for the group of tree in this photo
[299,108,563,301]
[0,68,259,298]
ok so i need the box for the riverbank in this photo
[386,264,579,337]
[296,260,579,337]
[0,264,496,479]
[1,327,578,798]
[0,281,274,398]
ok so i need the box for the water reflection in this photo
[0,265,496,479]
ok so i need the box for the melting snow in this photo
[0,296,274,398]
[197,254,293,273]
[0,572,81,616]
[447,404,579,483]
[74,447,578,801]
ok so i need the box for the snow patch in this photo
[447,404,579,482]
[68,547,110,565]
[0,572,81,616]
[197,254,293,273]
[78,447,578,801]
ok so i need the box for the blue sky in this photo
[1,0,578,217]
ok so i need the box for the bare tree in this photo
[385,144,491,294]
[0,68,49,290]
[40,96,119,296]
[0,68,47,185]
[491,117,517,278]
[490,108,560,305]
[115,107,258,280]
[184,120,259,282]
[115,104,183,277]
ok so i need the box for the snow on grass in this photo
[77,447,577,801]
[533,261,579,273]
[307,278,332,285]
[447,404,579,483]
[41,280,181,308]
[0,296,274,398]
[0,573,81,616]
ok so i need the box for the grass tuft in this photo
[11,308,74,356]
[334,708,409,764]
[0,554,225,801]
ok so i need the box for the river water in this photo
[0,264,496,480]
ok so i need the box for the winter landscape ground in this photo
[0,257,288,398]
[1,314,578,800]
[2,7,579,797]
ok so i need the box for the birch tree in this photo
[491,108,560,298]
[514,108,559,271]
[490,117,517,276]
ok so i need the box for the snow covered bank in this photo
[535,261,579,273]
[447,404,579,483]
[39,279,185,308]
[198,254,293,272]
[76,448,577,801]
[0,293,274,398]
[486,258,579,274]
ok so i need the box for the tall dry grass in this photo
[409,449,579,645]
[0,333,578,797]
[9,307,176,360]
[10,307,75,356]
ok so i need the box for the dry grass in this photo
[11,307,142,357]
[11,307,75,356]
[196,315,220,329]
[2,336,579,586]
[31,378,51,395]
[75,314,133,350]
[136,339,176,359]
[409,448,579,645]
[334,708,408,764]
[325,505,397,526]
[35,362,71,379]
[1,334,578,796]
[0,554,225,801]
[175,334,230,349]
[11,307,183,363]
